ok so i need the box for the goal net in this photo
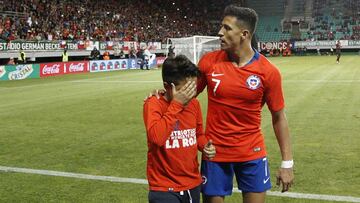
[167,36,220,64]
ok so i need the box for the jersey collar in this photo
[245,49,260,66]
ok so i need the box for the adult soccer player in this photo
[145,5,294,203]
[336,40,341,64]
[197,5,294,203]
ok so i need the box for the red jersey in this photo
[198,50,285,162]
[143,96,207,192]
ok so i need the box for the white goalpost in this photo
[166,35,220,64]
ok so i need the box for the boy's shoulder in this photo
[187,98,201,110]
[191,97,200,104]
[144,96,164,107]
[144,96,200,112]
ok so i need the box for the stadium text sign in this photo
[348,41,360,46]
[0,41,163,51]
[0,58,160,82]
[0,41,82,51]
[259,41,290,51]
[0,64,40,81]
[294,40,360,49]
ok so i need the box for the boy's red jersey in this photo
[143,96,207,192]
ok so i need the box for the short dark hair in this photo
[162,55,200,86]
[223,5,258,35]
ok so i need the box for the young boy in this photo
[143,55,216,203]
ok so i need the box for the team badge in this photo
[246,75,261,90]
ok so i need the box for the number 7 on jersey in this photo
[211,78,221,96]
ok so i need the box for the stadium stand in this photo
[305,0,360,41]
[247,0,291,41]
[0,0,359,43]
[0,0,223,43]
[248,0,359,41]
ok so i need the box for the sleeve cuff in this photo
[197,137,207,151]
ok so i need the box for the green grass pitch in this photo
[0,55,359,202]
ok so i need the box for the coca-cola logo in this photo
[69,63,85,72]
[43,64,60,74]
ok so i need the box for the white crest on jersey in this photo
[246,75,261,90]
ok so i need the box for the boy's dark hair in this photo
[162,55,200,86]
[223,5,258,35]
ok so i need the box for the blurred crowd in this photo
[0,0,225,43]
[3,0,358,44]
[305,0,360,40]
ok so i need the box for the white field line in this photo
[72,80,161,83]
[0,70,158,90]
[0,165,147,184]
[283,79,360,83]
[73,80,360,84]
[1,165,359,202]
[70,79,360,84]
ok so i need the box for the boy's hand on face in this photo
[203,140,216,160]
[172,80,196,105]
